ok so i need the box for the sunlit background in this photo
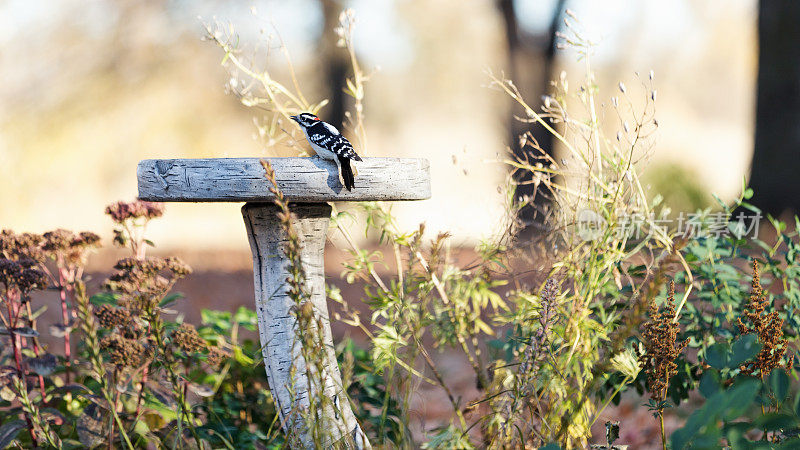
[1,0,758,251]
[4,1,789,447]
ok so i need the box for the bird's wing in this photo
[308,132,335,148]
[330,135,362,161]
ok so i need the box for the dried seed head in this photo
[0,258,47,293]
[101,334,147,368]
[95,304,132,329]
[618,82,626,94]
[737,260,793,375]
[205,347,229,369]
[105,256,192,311]
[171,323,205,354]
[0,230,45,262]
[105,201,165,224]
[42,229,101,265]
[639,280,687,404]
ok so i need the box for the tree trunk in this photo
[750,0,800,215]
[496,0,566,237]
[319,0,350,130]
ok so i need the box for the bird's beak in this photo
[289,115,298,121]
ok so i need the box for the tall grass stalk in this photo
[74,281,136,450]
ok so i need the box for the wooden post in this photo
[242,202,366,448]
[137,157,430,448]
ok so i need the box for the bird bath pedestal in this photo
[137,157,430,449]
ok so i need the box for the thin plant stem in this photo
[10,330,39,446]
[74,283,135,450]
[58,270,72,382]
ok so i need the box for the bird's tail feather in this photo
[339,157,355,191]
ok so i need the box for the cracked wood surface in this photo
[137,157,430,202]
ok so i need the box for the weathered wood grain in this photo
[242,203,369,449]
[138,157,430,202]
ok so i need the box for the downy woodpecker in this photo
[289,113,362,191]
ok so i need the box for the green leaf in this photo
[233,346,255,366]
[673,377,761,448]
[723,421,752,448]
[794,390,800,417]
[755,413,796,431]
[729,334,761,368]
[89,292,118,306]
[723,378,761,421]
[699,370,721,399]
[704,342,730,369]
[29,305,47,321]
[158,292,184,308]
[61,439,88,450]
[778,438,800,449]
[768,369,790,403]
[201,309,232,331]
[671,406,711,449]
[233,306,257,329]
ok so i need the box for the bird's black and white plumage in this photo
[289,113,362,191]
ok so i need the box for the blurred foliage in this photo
[645,163,711,214]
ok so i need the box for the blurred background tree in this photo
[496,0,566,237]
[750,0,800,216]
[318,0,350,130]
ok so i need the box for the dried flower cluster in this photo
[204,347,228,369]
[737,260,793,376]
[101,334,149,369]
[1,229,101,266]
[104,256,192,310]
[0,230,45,261]
[105,200,164,257]
[171,323,206,353]
[0,258,47,294]
[105,200,165,223]
[42,229,101,266]
[94,304,133,329]
[639,281,687,403]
